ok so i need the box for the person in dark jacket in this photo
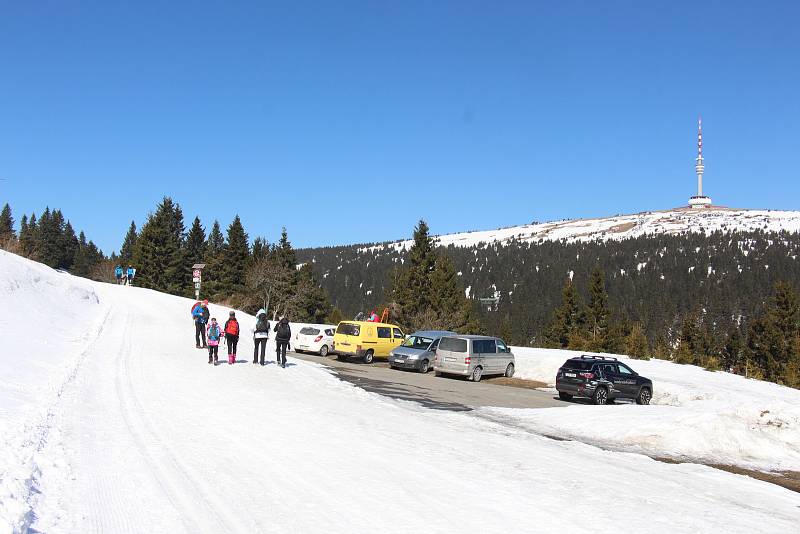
[252,308,270,365]
[273,317,291,368]
[224,311,240,364]
[192,299,209,348]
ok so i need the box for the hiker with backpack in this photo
[114,265,123,285]
[206,318,222,364]
[192,300,210,348]
[126,265,136,286]
[252,309,270,365]
[224,311,240,365]
[274,317,291,368]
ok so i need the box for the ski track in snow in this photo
[2,250,800,533]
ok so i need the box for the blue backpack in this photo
[208,324,221,341]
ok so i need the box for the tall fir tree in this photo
[545,279,587,349]
[131,197,186,294]
[203,220,226,298]
[0,203,15,243]
[390,220,437,326]
[428,252,481,333]
[587,266,611,351]
[119,221,138,263]
[222,215,249,296]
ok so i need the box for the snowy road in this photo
[3,251,800,533]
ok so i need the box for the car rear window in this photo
[337,323,360,336]
[563,360,594,371]
[439,337,468,353]
[300,327,320,335]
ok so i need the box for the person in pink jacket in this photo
[206,318,222,365]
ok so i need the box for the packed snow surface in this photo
[509,348,800,472]
[1,250,799,533]
[361,207,800,251]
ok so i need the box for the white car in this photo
[294,326,336,356]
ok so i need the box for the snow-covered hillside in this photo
[1,250,799,533]
[362,207,800,251]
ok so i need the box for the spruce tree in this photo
[62,221,78,269]
[587,266,610,351]
[222,215,249,296]
[119,221,138,263]
[203,220,226,298]
[132,197,186,293]
[185,217,206,278]
[390,219,437,327]
[624,323,650,359]
[428,252,481,333]
[0,203,15,243]
[545,279,587,349]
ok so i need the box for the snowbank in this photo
[504,346,800,472]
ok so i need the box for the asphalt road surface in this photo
[290,351,565,411]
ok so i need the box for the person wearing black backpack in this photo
[274,317,291,368]
[252,308,270,365]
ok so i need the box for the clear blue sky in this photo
[1,1,798,254]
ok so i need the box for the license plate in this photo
[565,372,576,377]
[445,357,457,362]
[298,345,308,349]
[395,360,404,364]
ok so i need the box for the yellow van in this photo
[333,321,405,364]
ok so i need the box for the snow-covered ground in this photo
[1,250,799,533]
[360,207,800,252]
[507,348,800,472]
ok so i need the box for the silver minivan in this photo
[433,335,515,382]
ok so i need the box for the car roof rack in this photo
[578,354,618,361]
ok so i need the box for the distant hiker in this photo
[274,317,291,368]
[224,311,240,365]
[252,308,270,365]
[126,265,136,286]
[114,265,123,285]
[206,318,221,365]
[192,300,209,348]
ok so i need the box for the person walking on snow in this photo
[252,309,270,365]
[274,317,291,368]
[224,311,240,364]
[114,265,123,285]
[192,299,209,348]
[206,318,222,364]
[126,265,136,286]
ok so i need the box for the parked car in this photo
[433,335,515,382]
[294,326,336,356]
[555,355,653,405]
[388,330,455,373]
[332,321,405,364]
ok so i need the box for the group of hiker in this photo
[191,300,292,367]
[114,265,136,286]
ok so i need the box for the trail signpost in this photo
[192,263,205,300]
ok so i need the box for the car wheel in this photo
[636,387,652,405]
[558,392,572,401]
[504,362,515,378]
[592,387,609,405]
[363,350,374,364]
[419,359,430,373]
[319,345,329,357]
[471,366,483,382]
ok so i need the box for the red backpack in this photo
[225,319,240,336]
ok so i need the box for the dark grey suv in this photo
[555,356,653,405]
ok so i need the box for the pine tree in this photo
[203,220,226,298]
[251,237,268,264]
[624,323,650,359]
[545,279,587,349]
[119,221,138,263]
[427,252,481,333]
[23,213,38,258]
[222,215,249,296]
[0,203,15,244]
[286,263,332,323]
[587,266,611,351]
[390,220,437,327]
[62,221,78,269]
[132,197,186,293]
[328,307,344,324]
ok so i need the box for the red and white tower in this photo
[688,116,712,208]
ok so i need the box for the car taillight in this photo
[580,372,595,379]
[465,356,471,364]
[314,335,323,342]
